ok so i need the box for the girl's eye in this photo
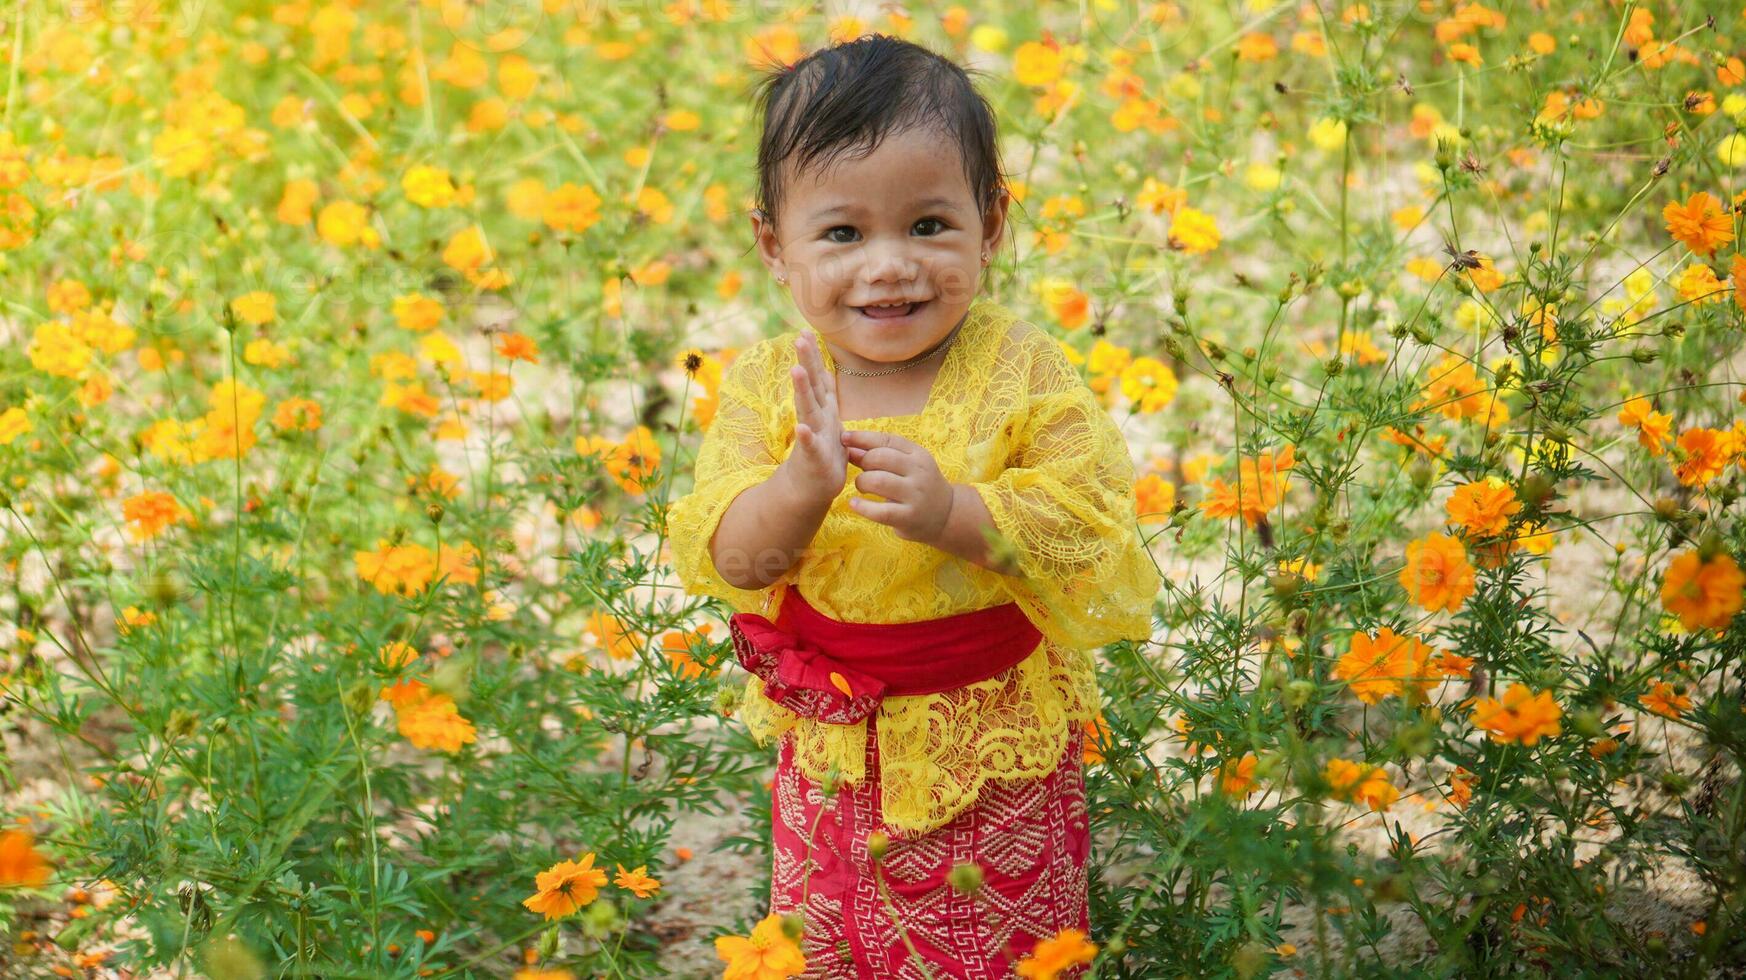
[825,226,858,243]
[913,218,946,236]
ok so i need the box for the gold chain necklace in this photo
[828,312,969,378]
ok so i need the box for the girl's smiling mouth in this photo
[855,299,928,321]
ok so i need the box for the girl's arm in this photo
[709,331,846,591]
[927,484,1020,577]
[709,461,834,591]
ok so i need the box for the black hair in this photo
[749,34,1011,245]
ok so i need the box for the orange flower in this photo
[522,854,609,921]
[1470,683,1562,745]
[1660,549,1745,631]
[604,425,662,495]
[588,610,639,660]
[1134,473,1176,524]
[1673,427,1736,486]
[1323,759,1400,812]
[1641,680,1692,719]
[613,864,662,899]
[0,829,52,887]
[394,691,477,753]
[1617,396,1672,456]
[496,332,540,364]
[714,912,807,979]
[660,625,717,679]
[1399,533,1475,614]
[1081,713,1111,766]
[1199,444,1295,527]
[1335,627,1437,704]
[122,490,191,542]
[1445,479,1521,538]
[1016,928,1098,979]
[1218,752,1259,798]
[354,539,439,596]
[1663,192,1734,258]
[1417,354,1510,428]
[1449,766,1475,808]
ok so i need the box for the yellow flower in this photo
[1308,116,1348,152]
[1119,357,1178,413]
[229,291,276,327]
[402,164,458,208]
[27,322,93,378]
[1168,206,1220,254]
[0,406,31,445]
[317,200,378,248]
[393,293,444,332]
[1012,41,1065,87]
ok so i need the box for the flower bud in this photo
[1285,679,1316,708]
[780,913,804,943]
[947,862,984,895]
[1409,456,1437,491]
[866,832,888,863]
[1653,497,1683,523]
[538,925,560,959]
[1268,573,1301,604]
[711,686,741,718]
[427,503,445,525]
[341,680,376,717]
[1518,473,1554,507]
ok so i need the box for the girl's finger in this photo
[806,337,830,408]
[853,469,903,499]
[847,496,902,525]
[856,446,911,475]
[791,362,815,421]
[842,429,911,455]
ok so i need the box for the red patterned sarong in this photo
[769,715,1091,979]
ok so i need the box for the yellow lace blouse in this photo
[666,298,1160,836]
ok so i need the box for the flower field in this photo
[2,0,1745,976]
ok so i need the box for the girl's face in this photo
[751,126,1008,372]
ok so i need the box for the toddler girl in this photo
[668,33,1160,979]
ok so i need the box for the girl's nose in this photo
[858,239,919,284]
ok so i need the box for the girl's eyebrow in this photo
[809,197,963,221]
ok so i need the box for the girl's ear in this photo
[981,186,1010,259]
[749,208,786,282]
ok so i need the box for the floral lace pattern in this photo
[666,299,1160,834]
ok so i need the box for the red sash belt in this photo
[728,587,1043,725]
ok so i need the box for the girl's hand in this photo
[841,430,956,545]
[780,332,848,506]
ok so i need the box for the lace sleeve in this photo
[665,340,786,616]
[968,335,1160,650]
